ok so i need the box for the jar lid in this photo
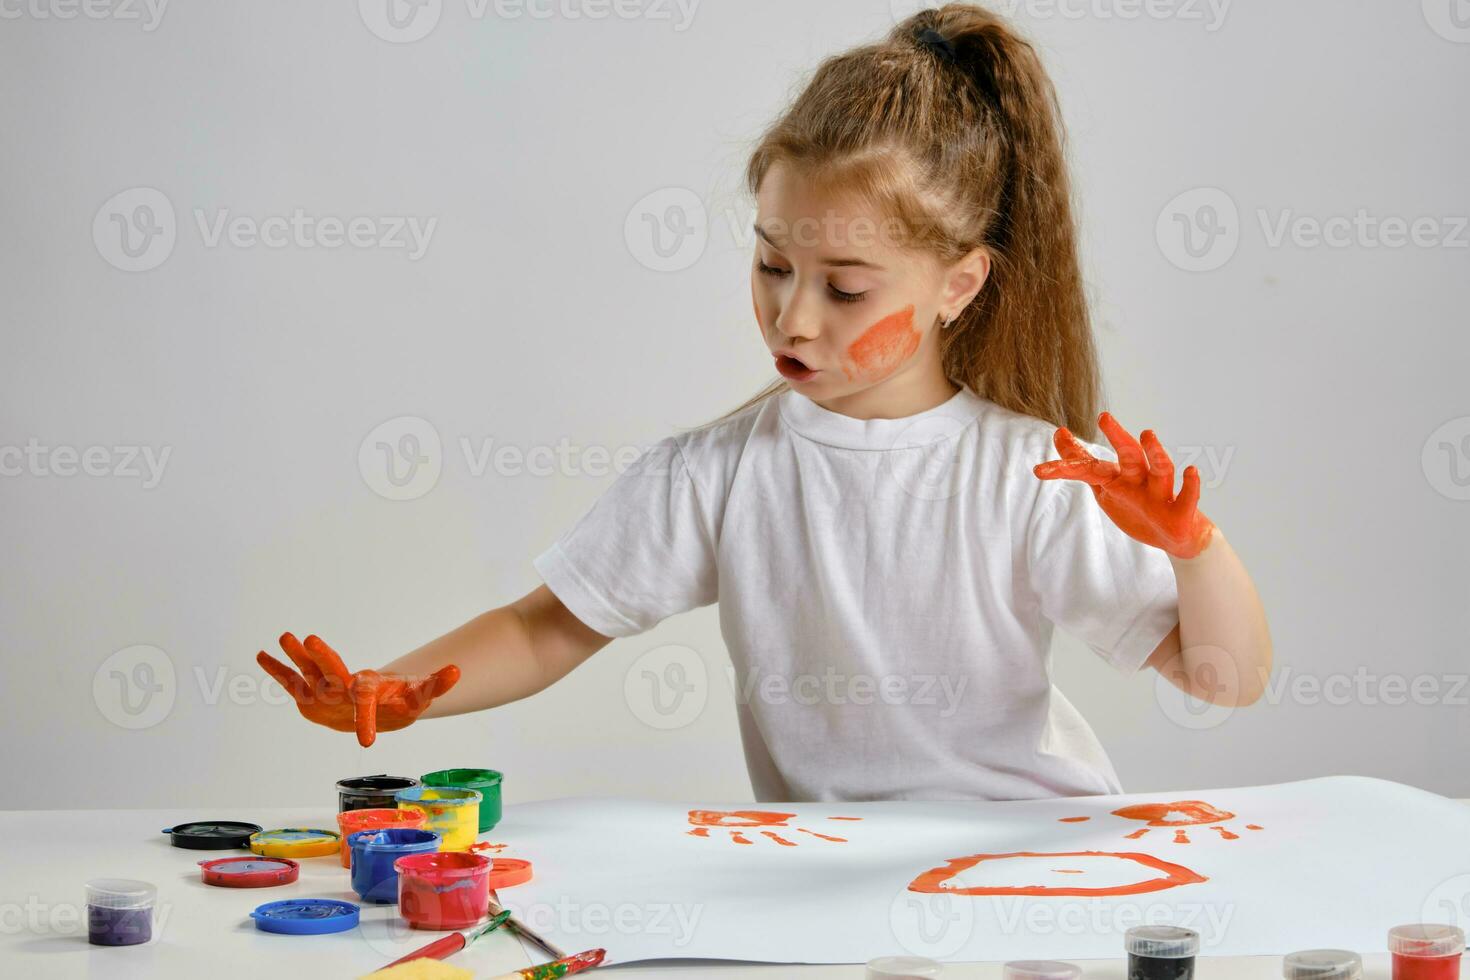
[1389,925,1466,958]
[1283,949,1363,980]
[161,820,262,849]
[486,858,533,889]
[198,857,300,888]
[1004,961,1082,980]
[248,828,341,859]
[249,898,360,935]
[865,956,944,979]
[1126,925,1201,958]
[85,878,157,910]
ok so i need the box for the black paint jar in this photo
[1127,925,1200,980]
[336,774,419,813]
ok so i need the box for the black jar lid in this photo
[161,820,263,849]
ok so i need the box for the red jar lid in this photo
[198,856,300,888]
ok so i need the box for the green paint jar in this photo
[420,768,502,833]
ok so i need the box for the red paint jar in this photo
[1390,925,1465,980]
[394,851,491,930]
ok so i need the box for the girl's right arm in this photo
[380,584,613,719]
[257,585,612,744]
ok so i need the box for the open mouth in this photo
[774,353,818,382]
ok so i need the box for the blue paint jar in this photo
[347,828,440,904]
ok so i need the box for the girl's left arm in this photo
[1034,412,1273,706]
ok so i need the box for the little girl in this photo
[258,3,1271,802]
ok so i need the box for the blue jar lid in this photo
[249,898,360,935]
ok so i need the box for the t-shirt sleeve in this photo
[532,435,718,639]
[1026,436,1180,675]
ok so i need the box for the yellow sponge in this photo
[359,959,475,980]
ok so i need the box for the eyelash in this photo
[757,260,867,304]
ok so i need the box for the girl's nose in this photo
[775,301,821,342]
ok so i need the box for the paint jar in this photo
[420,768,503,833]
[85,878,156,947]
[866,956,943,979]
[395,786,482,852]
[395,851,492,930]
[1284,949,1363,980]
[1389,925,1465,980]
[347,828,442,904]
[336,808,427,867]
[1126,925,1200,980]
[1005,962,1082,980]
[336,774,420,813]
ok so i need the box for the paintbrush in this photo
[489,946,605,980]
[381,908,513,969]
[488,893,566,960]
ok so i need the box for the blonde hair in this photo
[715,2,1101,440]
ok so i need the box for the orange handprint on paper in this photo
[1057,800,1266,843]
[685,810,862,846]
[1033,412,1216,560]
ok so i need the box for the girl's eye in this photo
[757,261,868,304]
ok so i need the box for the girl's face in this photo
[750,161,988,416]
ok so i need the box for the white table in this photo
[2,803,1460,978]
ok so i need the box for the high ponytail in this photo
[720,2,1102,439]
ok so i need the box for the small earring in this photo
[941,313,956,329]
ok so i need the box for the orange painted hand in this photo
[256,632,459,748]
[1032,412,1216,560]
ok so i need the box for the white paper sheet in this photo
[492,776,1470,965]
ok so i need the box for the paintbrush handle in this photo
[384,932,465,967]
[489,893,565,960]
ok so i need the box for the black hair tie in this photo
[917,27,959,65]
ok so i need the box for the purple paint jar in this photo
[85,878,156,947]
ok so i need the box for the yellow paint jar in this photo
[394,787,482,852]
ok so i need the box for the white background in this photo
[1,0,1467,811]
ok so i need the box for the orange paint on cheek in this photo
[842,305,920,382]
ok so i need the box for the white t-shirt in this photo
[533,385,1179,802]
